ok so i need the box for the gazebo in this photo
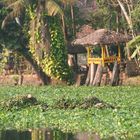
[73,29,131,86]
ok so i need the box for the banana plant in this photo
[127,35,140,66]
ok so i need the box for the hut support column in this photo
[89,63,97,85]
[90,63,94,85]
[85,48,91,86]
[101,46,105,66]
[87,48,90,59]
[110,61,120,86]
[118,44,121,62]
[85,65,91,86]
[93,64,103,86]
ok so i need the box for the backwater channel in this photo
[0,129,139,140]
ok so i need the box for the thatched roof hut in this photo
[73,29,131,46]
[76,25,95,39]
[67,44,86,54]
[67,25,94,54]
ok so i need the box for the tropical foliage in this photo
[0,0,140,82]
[0,0,73,83]
[127,35,140,64]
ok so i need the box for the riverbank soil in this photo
[0,74,140,86]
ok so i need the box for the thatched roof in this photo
[67,44,86,54]
[66,25,92,54]
[76,25,95,39]
[73,29,131,47]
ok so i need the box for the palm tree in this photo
[1,0,65,84]
[2,0,63,27]
[2,0,63,53]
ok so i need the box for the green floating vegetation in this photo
[0,94,38,111]
[0,86,140,139]
[53,96,115,109]
[0,94,114,111]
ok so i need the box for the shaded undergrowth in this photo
[0,94,48,111]
[0,94,115,111]
[53,96,115,109]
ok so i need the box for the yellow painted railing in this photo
[87,45,121,66]
[88,57,120,65]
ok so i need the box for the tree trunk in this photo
[70,4,75,37]
[18,73,23,85]
[17,48,49,85]
[61,15,67,42]
[117,0,133,30]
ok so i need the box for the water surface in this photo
[0,129,139,140]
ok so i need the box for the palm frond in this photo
[127,35,140,59]
[1,0,24,29]
[7,0,23,9]
[45,0,63,16]
[131,46,140,58]
[127,35,140,48]
[2,11,16,29]
[2,0,19,6]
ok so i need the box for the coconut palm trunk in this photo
[17,47,49,85]
[117,0,140,65]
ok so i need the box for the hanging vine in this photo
[42,17,72,82]
[27,6,72,83]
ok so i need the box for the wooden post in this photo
[85,65,91,86]
[85,48,91,86]
[89,63,97,85]
[89,63,94,85]
[110,61,120,86]
[101,47,105,66]
[87,48,91,64]
[87,48,90,59]
[93,64,103,86]
[118,44,121,63]
[105,45,109,56]
[101,47,104,58]
[18,74,23,85]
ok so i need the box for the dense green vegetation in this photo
[0,0,140,83]
[0,86,140,139]
[0,0,73,84]
[0,1,140,139]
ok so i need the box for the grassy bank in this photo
[0,86,140,139]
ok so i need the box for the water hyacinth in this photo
[0,86,140,139]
